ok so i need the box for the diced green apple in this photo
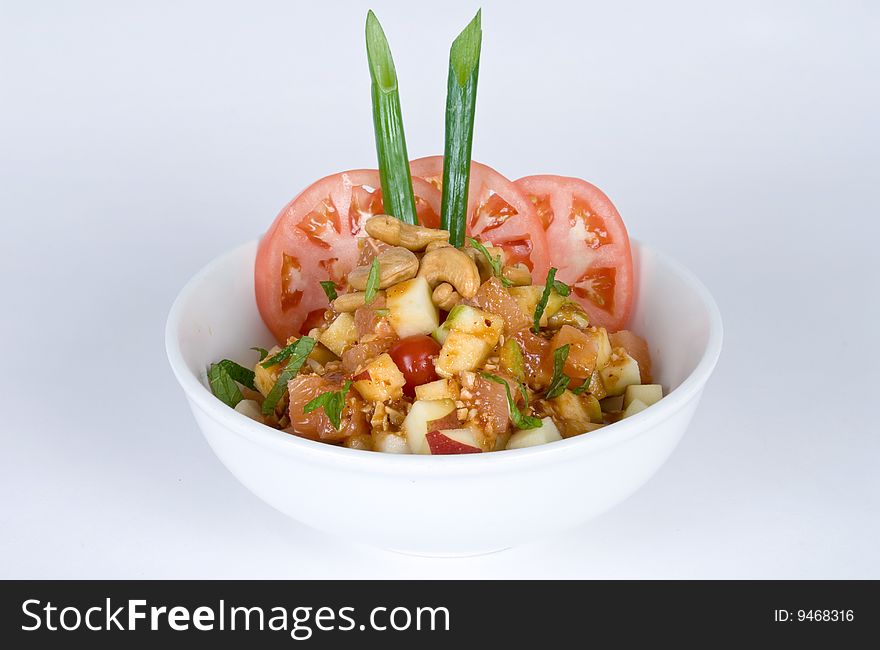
[351,352,407,402]
[624,384,663,409]
[600,395,625,412]
[498,338,525,382]
[506,417,563,449]
[585,326,613,369]
[234,399,263,422]
[435,306,503,377]
[254,345,282,397]
[509,286,566,326]
[549,391,602,437]
[599,348,641,396]
[414,378,460,401]
[319,312,358,357]
[373,431,411,454]
[436,332,491,377]
[386,276,439,338]
[623,398,649,418]
[402,398,457,454]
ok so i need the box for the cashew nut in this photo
[417,246,481,299]
[365,215,450,251]
[332,290,386,312]
[349,246,419,290]
[425,240,452,252]
[502,263,532,286]
[432,283,461,311]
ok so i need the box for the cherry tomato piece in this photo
[387,335,441,397]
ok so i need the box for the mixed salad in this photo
[209,11,663,454]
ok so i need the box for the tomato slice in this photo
[410,157,551,280]
[515,175,634,331]
[255,170,441,342]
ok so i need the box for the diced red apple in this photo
[402,398,457,455]
[425,428,482,455]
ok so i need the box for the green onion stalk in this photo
[441,10,482,247]
[365,11,418,225]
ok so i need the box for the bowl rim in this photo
[166,239,722,473]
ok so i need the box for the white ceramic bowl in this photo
[166,240,722,556]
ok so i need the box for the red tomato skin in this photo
[255,170,441,343]
[387,335,441,397]
[410,156,551,281]
[515,175,634,332]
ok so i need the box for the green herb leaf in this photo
[364,257,380,304]
[366,10,418,225]
[480,372,542,430]
[467,237,512,286]
[303,380,352,430]
[320,281,338,302]
[441,10,482,247]
[262,337,316,415]
[261,338,312,369]
[552,279,571,297]
[571,373,594,395]
[533,267,559,333]
[208,363,244,408]
[214,359,256,391]
[251,347,269,361]
[544,344,572,400]
[374,308,390,316]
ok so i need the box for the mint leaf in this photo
[320,281,338,302]
[251,347,269,361]
[303,380,352,430]
[262,337,316,415]
[571,376,591,395]
[208,363,244,408]
[467,237,512,287]
[533,267,559,333]
[552,279,570,297]
[261,338,309,368]
[214,359,256,391]
[364,257,380,304]
[480,372,542,430]
[544,344,572,400]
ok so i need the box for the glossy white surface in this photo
[2,0,878,576]
[165,241,721,555]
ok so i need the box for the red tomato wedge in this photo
[410,157,551,280]
[255,170,441,342]
[515,175,634,331]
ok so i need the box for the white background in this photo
[2,0,878,578]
